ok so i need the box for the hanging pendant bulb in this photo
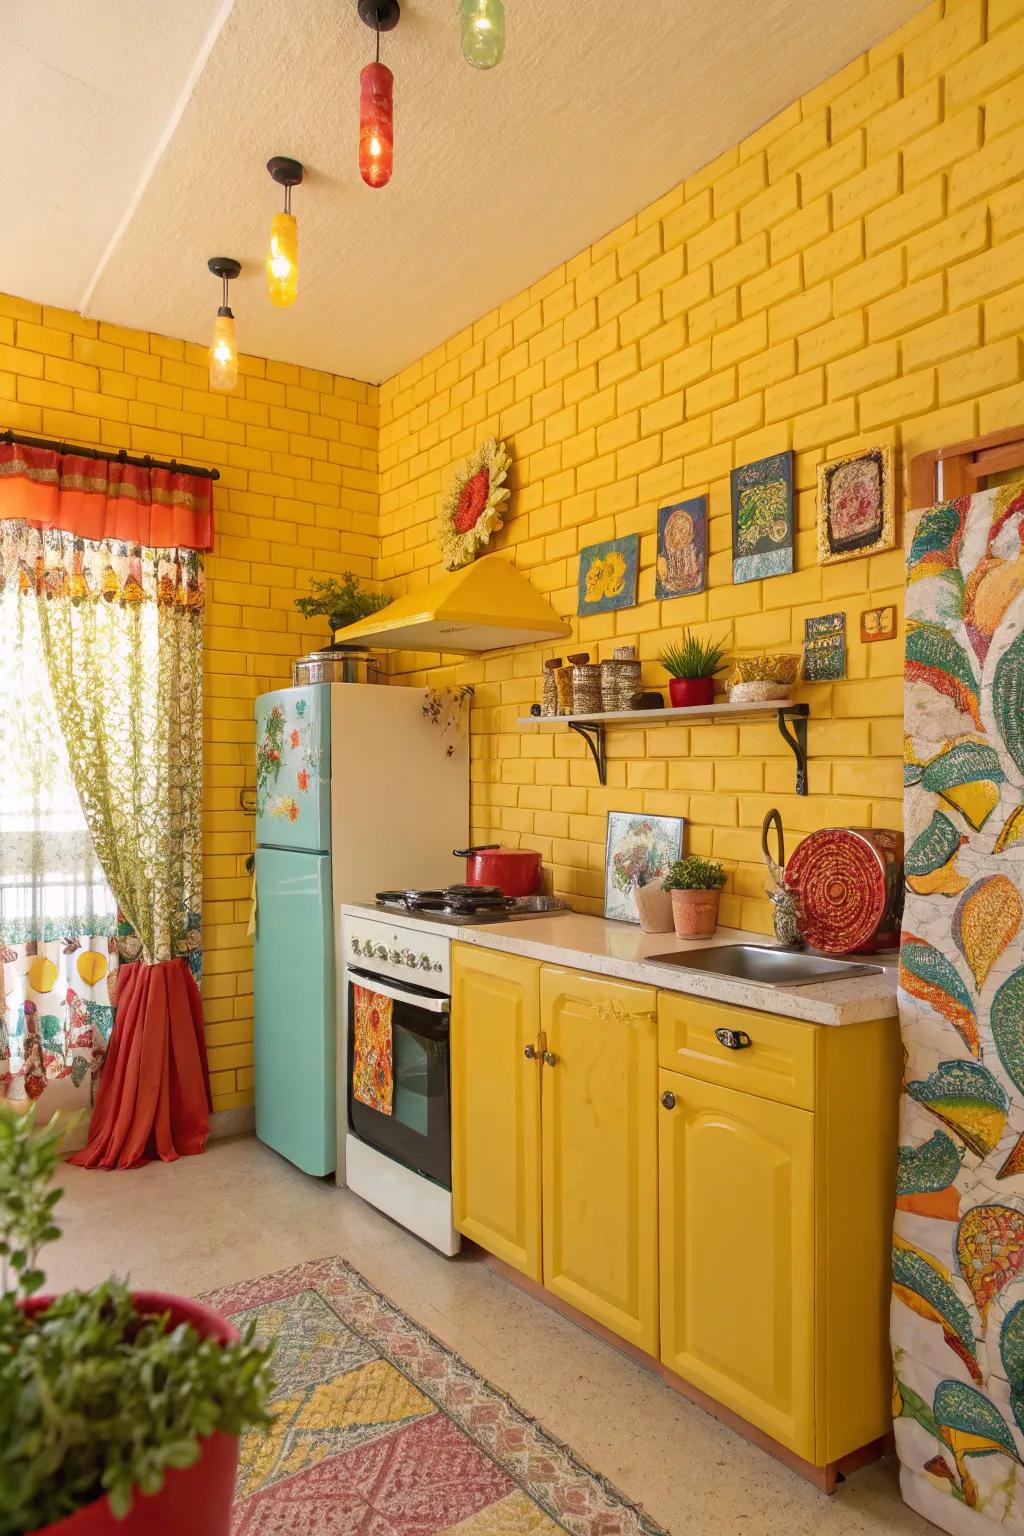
[207,257,241,392]
[357,0,399,189]
[461,0,504,69]
[266,157,303,307]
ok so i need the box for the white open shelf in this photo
[516,698,810,793]
[516,698,795,728]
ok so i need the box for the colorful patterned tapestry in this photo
[895,480,1024,1532]
[202,1256,666,1535]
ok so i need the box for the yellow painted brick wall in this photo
[0,295,378,1112]
[377,0,1024,933]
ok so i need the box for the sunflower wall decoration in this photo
[438,438,511,570]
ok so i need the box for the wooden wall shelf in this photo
[517,700,810,794]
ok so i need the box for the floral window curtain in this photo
[0,454,212,1166]
[0,581,116,1105]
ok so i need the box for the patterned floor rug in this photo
[201,1256,667,1535]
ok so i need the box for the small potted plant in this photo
[0,1106,273,1535]
[293,572,392,635]
[663,855,728,938]
[659,631,729,707]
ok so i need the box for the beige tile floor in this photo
[47,1134,932,1536]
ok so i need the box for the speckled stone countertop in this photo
[341,904,899,1027]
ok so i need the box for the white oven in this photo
[339,912,460,1256]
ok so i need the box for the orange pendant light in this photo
[358,0,399,189]
[207,257,241,392]
[266,157,303,307]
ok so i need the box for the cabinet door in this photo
[451,944,542,1280]
[540,966,659,1354]
[658,1068,814,1459]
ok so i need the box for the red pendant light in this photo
[357,0,399,189]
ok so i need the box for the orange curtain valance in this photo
[0,440,214,552]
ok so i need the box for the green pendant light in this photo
[460,0,504,69]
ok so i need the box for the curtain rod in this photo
[1,428,220,482]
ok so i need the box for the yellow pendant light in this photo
[207,256,241,392]
[266,157,303,307]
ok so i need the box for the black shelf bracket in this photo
[777,704,810,796]
[568,721,607,785]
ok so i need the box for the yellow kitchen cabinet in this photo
[539,966,659,1355]
[450,943,542,1280]
[658,1068,815,1458]
[657,993,900,1473]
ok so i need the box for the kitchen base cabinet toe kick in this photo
[450,943,900,1491]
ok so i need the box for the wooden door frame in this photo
[909,424,1024,507]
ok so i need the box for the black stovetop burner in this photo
[376,884,515,917]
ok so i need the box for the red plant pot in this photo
[24,1292,241,1536]
[668,677,715,707]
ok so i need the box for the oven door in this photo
[346,969,452,1189]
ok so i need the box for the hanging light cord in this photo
[283,183,292,214]
[221,272,230,308]
[376,14,381,62]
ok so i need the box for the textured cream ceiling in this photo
[4,0,925,383]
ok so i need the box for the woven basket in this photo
[733,653,800,684]
[729,679,791,703]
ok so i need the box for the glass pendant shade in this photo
[359,61,394,187]
[267,211,298,307]
[461,0,504,68]
[209,310,238,392]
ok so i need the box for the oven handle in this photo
[348,973,450,1014]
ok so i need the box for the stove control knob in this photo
[432,962,443,973]
[388,948,402,964]
[373,943,388,961]
[418,953,432,970]
[350,937,361,954]
[401,950,417,967]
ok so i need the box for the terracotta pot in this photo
[671,887,721,939]
[26,1292,241,1536]
[633,880,674,934]
[668,677,715,707]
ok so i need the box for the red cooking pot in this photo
[454,845,543,897]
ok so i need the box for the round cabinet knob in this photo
[542,1050,558,1067]
[523,1044,537,1060]
[661,1090,676,1110]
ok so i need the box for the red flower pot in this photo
[668,677,715,707]
[25,1292,241,1536]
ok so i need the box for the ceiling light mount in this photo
[207,255,241,311]
[357,0,400,32]
[267,156,304,190]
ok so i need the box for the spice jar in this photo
[555,660,576,715]
[601,644,642,711]
[541,658,562,717]
[570,653,602,715]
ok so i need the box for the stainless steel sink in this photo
[645,943,884,988]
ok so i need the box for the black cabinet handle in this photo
[715,1027,752,1050]
[661,1090,676,1109]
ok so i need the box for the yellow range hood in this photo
[331,555,572,654]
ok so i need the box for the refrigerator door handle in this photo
[346,971,450,1014]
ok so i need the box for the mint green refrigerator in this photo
[253,683,467,1177]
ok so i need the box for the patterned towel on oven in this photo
[352,984,394,1116]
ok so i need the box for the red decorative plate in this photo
[785,828,904,954]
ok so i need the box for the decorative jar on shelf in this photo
[569,653,602,714]
[541,657,562,716]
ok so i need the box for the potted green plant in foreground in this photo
[663,856,728,939]
[0,1106,273,1536]
[659,630,729,707]
[293,572,391,636]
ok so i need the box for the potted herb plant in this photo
[659,631,729,707]
[0,1106,273,1536]
[663,855,728,939]
[293,572,391,635]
